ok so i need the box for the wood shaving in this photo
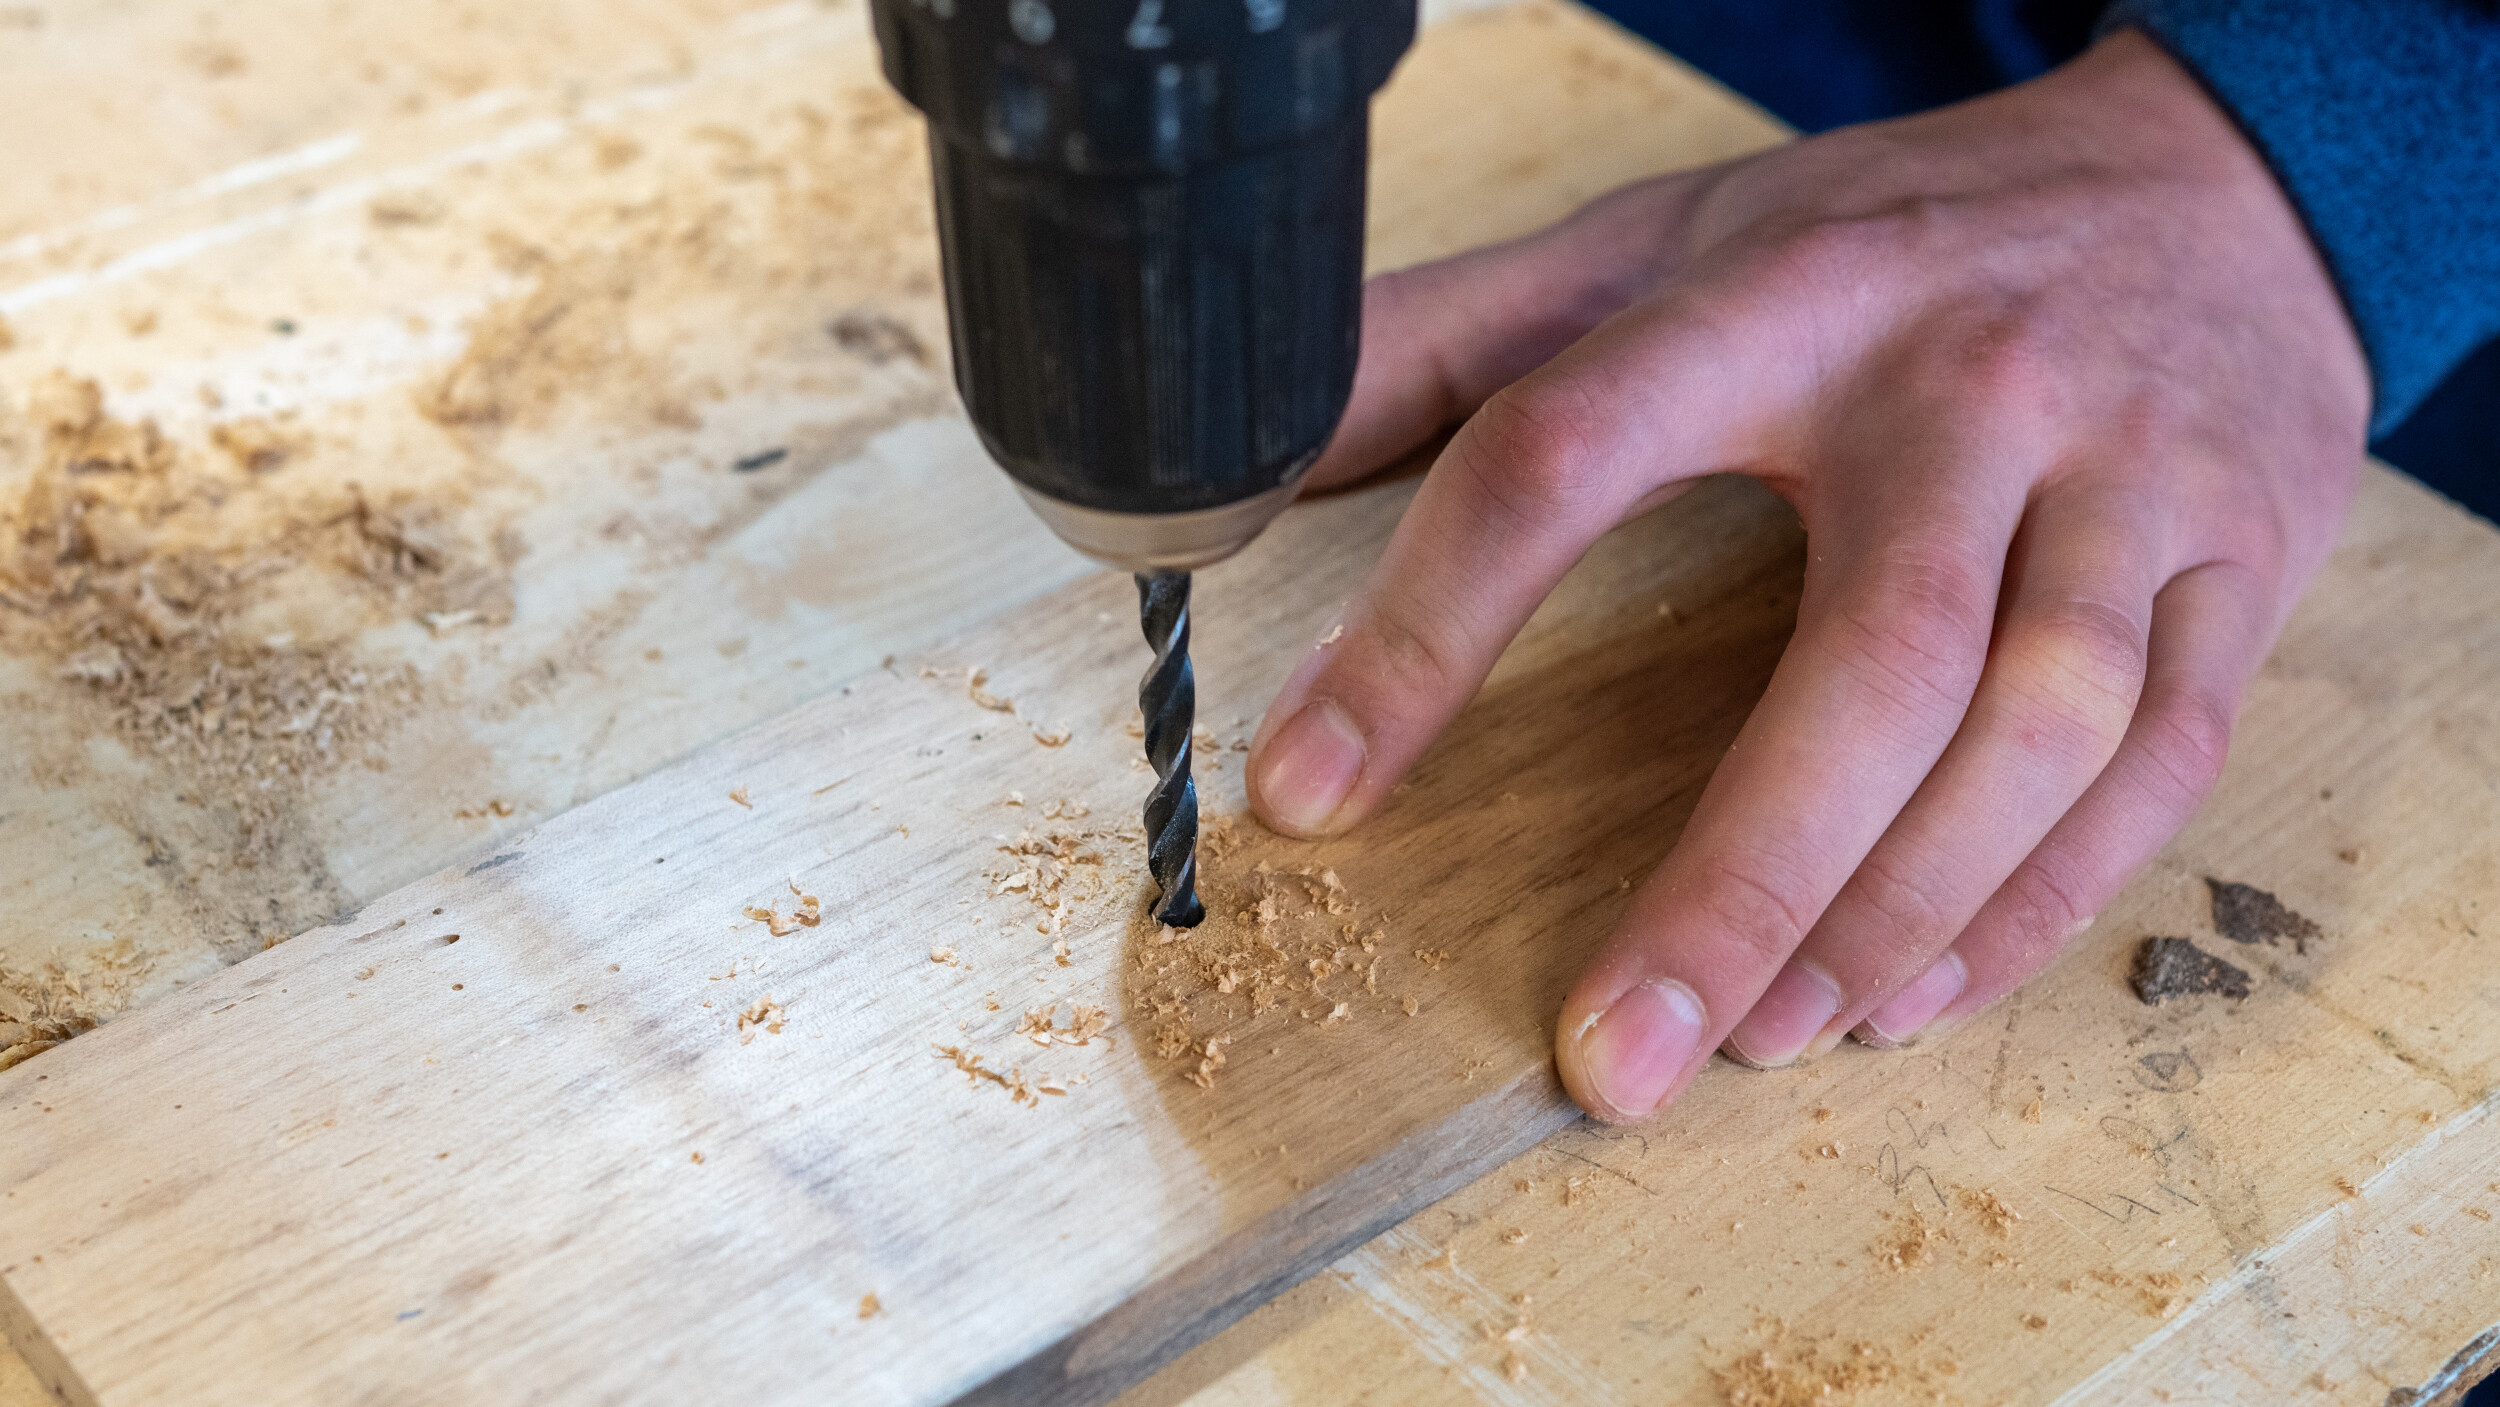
[929,946,956,964]
[2334,1176,2360,1198]
[932,1043,1038,1106]
[1872,1211,1944,1271]
[453,799,516,819]
[736,994,785,1043]
[965,667,1015,713]
[1052,939,1071,967]
[741,885,820,936]
[728,786,752,809]
[1186,1036,1230,1090]
[1712,1321,1949,1407]
[2022,1313,2048,1330]
[1320,623,1344,645]
[2022,1096,2044,1124]
[208,416,308,475]
[1502,1228,1528,1244]
[858,1293,883,1319]
[1503,1351,1528,1383]
[0,939,153,1071]
[1959,1188,2022,1237]
[1016,1004,1110,1048]
[1030,723,1071,747]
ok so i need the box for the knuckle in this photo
[1456,379,1609,529]
[1843,848,1961,957]
[1938,310,2057,414]
[1995,599,2149,761]
[1990,861,2098,970]
[1820,543,1995,721]
[1763,215,1886,289]
[1688,846,1822,968]
[2136,679,2236,805]
[1358,598,1469,711]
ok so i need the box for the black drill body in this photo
[871,0,1416,925]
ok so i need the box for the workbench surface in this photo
[3,2,2495,1404]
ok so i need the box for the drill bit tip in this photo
[1136,571,1204,928]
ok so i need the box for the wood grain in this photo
[1120,466,2500,1407]
[0,12,1804,1402]
[8,2,2499,1404]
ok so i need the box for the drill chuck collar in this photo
[871,0,1417,571]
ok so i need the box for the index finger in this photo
[1304,174,1709,493]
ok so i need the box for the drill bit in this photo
[1136,571,1205,928]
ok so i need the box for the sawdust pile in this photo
[0,373,505,872]
[1712,1320,1963,1407]
[1957,1188,2022,1238]
[413,86,938,441]
[417,237,697,432]
[1871,1210,1946,1273]
[988,808,1124,937]
[1123,816,1419,1091]
[0,939,152,1071]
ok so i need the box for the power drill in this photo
[869,0,1417,927]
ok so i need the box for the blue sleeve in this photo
[2097,0,2500,436]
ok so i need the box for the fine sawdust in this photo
[1871,1210,1945,1272]
[735,993,785,1043]
[0,939,152,1071]
[1122,814,1419,1092]
[2079,1268,2189,1320]
[932,1042,1068,1106]
[3,75,948,1048]
[0,372,486,890]
[1712,1320,1964,1407]
[743,881,821,937]
[1958,1188,2022,1238]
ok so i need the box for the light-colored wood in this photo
[8,2,2500,1404]
[1120,466,2500,1407]
[0,5,1800,1399]
[0,426,1811,1404]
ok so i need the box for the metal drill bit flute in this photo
[1136,572,1205,928]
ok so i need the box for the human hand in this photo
[1243,30,2369,1121]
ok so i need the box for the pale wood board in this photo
[1118,467,2500,1407]
[1,4,1803,1403]
[7,2,2498,1404]
[0,0,1771,1021]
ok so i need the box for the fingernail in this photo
[1723,960,1841,1069]
[1856,952,1967,1048]
[1576,979,1707,1119]
[1251,699,1365,836]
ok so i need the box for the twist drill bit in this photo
[1136,572,1205,928]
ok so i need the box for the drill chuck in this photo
[870,0,1417,571]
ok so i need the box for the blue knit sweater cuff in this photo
[2099,0,2500,435]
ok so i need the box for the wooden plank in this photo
[1118,466,2500,1406]
[0,0,1776,1047]
[0,14,1803,1400]
[0,438,1816,1404]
